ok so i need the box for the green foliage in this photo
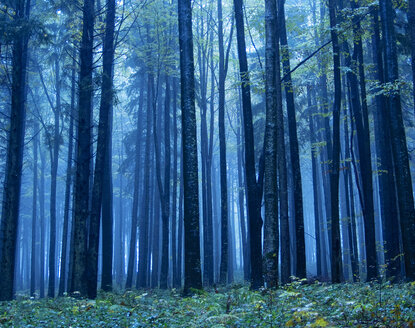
[1,282,415,327]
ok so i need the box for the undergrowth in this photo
[1,280,414,327]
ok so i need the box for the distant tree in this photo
[178,0,203,294]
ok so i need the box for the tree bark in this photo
[178,0,203,294]
[328,0,342,283]
[233,0,264,290]
[71,0,95,296]
[263,0,280,287]
[0,0,31,301]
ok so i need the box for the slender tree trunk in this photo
[218,0,229,285]
[154,76,171,289]
[39,148,46,298]
[31,121,39,297]
[172,78,179,288]
[59,56,76,296]
[178,0,203,294]
[48,55,61,298]
[126,79,144,289]
[328,0,342,283]
[137,74,152,288]
[263,0,279,287]
[278,0,306,279]
[307,85,322,279]
[233,0,264,290]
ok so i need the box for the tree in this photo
[327,0,342,283]
[263,0,279,288]
[233,0,264,290]
[87,0,116,299]
[218,0,229,285]
[0,0,31,301]
[379,0,415,280]
[178,0,203,294]
[278,0,306,279]
[71,0,95,296]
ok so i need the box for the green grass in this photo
[1,280,415,327]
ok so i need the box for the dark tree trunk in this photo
[178,0,203,294]
[379,0,415,280]
[86,0,115,299]
[236,121,249,281]
[233,0,264,290]
[278,0,306,279]
[263,0,280,287]
[218,0,229,285]
[371,7,401,279]
[154,76,171,289]
[328,0,342,283]
[48,55,62,299]
[71,0,95,296]
[137,74,152,288]
[59,56,76,297]
[0,0,31,301]
[172,78,179,288]
[126,79,144,289]
[39,148,46,298]
[31,121,39,297]
[409,0,415,113]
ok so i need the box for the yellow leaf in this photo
[285,319,295,327]
[313,317,328,327]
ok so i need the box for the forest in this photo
[1,0,415,326]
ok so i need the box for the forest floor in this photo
[0,280,414,327]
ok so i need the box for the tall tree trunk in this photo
[233,0,264,290]
[71,0,95,296]
[154,76,171,289]
[307,85,322,279]
[126,79,144,289]
[178,0,203,294]
[409,0,415,114]
[39,148,46,298]
[86,0,115,298]
[218,0,229,285]
[379,0,415,280]
[137,74,152,288]
[0,0,31,301]
[371,7,400,279]
[31,121,39,297]
[59,56,76,296]
[328,0,342,283]
[236,121,249,281]
[172,78,179,288]
[48,55,61,298]
[278,0,306,279]
[263,0,279,287]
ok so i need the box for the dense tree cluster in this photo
[0,0,414,301]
